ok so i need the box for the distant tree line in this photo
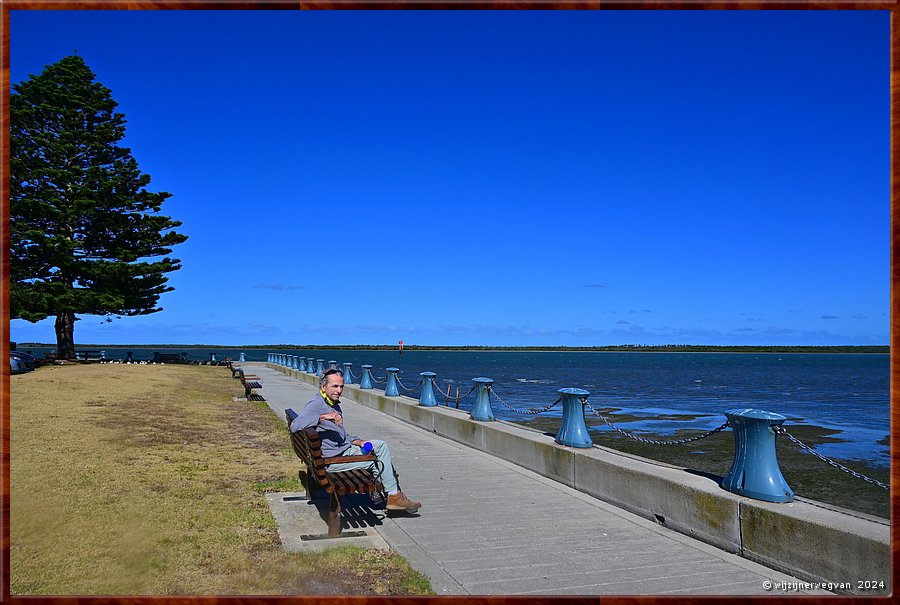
[16,343,889,354]
[254,344,886,353]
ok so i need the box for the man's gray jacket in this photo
[290,392,360,458]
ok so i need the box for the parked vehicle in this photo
[10,350,35,374]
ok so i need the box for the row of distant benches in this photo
[64,351,231,364]
[227,362,264,399]
[67,351,190,362]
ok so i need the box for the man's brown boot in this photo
[386,491,421,513]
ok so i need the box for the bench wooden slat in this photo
[333,470,374,496]
[330,473,356,495]
[337,469,379,496]
[332,473,368,497]
[320,454,377,465]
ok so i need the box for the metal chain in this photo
[347,367,357,380]
[585,401,731,446]
[774,426,888,490]
[372,374,387,383]
[489,388,561,416]
[433,379,457,394]
[396,377,423,392]
[434,382,477,405]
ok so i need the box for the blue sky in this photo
[9,9,889,347]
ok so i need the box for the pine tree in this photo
[10,55,188,359]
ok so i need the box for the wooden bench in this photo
[285,408,384,539]
[236,368,264,400]
[226,361,243,378]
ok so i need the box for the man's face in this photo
[324,373,344,402]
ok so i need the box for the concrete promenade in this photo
[246,364,827,596]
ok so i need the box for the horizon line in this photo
[13,343,890,350]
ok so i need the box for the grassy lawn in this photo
[9,363,433,595]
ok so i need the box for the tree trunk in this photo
[55,312,76,360]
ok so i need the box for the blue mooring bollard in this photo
[343,362,353,384]
[328,360,338,370]
[306,357,315,373]
[316,359,325,375]
[556,388,593,448]
[470,377,495,421]
[419,372,437,407]
[384,367,400,396]
[721,408,794,503]
[359,364,374,389]
[239,352,246,362]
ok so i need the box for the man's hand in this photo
[319,411,343,425]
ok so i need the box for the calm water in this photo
[21,346,890,467]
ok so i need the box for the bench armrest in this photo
[320,454,378,465]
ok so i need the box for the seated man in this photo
[290,368,421,513]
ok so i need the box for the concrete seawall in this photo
[274,365,890,595]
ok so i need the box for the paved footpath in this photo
[245,364,825,596]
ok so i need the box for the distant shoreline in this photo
[15,343,890,354]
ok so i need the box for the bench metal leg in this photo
[301,470,317,500]
[327,492,342,537]
[299,492,368,541]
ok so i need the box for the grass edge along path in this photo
[9,363,434,596]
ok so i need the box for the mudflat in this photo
[520,413,889,519]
